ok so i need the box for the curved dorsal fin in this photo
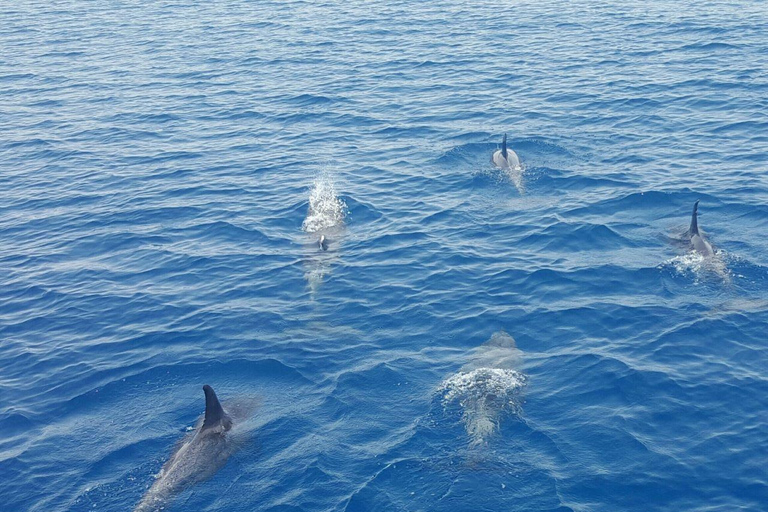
[502,133,508,160]
[202,385,227,430]
[690,200,700,236]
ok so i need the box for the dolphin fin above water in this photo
[687,200,715,257]
[202,384,232,431]
[689,200,701,237]
[501,132,508,160]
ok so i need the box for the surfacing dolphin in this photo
[491,133,521,171]
[134,385,236,512]
[302,172,345,292]
[687,200,714,257]
[439,331,527,447]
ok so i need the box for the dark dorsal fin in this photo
[689,200,700,236]
[501,133,508,160]
[202,385,228,430]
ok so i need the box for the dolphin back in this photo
[134,385,240,512]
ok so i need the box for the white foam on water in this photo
[302,172,347,233]
[439,367,527,446]
[664,249,732,283]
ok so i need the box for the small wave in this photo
[439,368,527,446]
[517,222,632,252]
[286,93,336,107]
[679,41,740,52]
[302,172,347,234]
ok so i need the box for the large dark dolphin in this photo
[688,200,714,257]
[134,385,237,512]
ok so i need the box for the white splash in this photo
[665,249,731,283]
[439,367,527,446]
[302,172,346,233]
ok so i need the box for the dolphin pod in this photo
[128,146,724,511]
[134,385,236,512]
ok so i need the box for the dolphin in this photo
[688,200,714,257]
[302,172,346,292]
[491,133,521,171]
[439,331,527,446]
[134,385,236,512]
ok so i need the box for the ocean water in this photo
[1,1,767,511]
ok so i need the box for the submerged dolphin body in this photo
[440,331,527,446]
[491,133,521,171]
[688,200,714,257]
[134,385,236,512]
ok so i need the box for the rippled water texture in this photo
[1,1,767,511]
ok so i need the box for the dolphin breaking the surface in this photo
[302,172,346,294]
[491,133,524,193]
[439,331,527,446]
[491,133,521,171]
[134,385,238,512]
[302,171,346,251]
[687,200,714,257]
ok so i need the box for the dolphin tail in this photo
[501,133,508,160]
[202,385,229,430]
[689,200,700,237]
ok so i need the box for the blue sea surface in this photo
[1,1,767,511]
